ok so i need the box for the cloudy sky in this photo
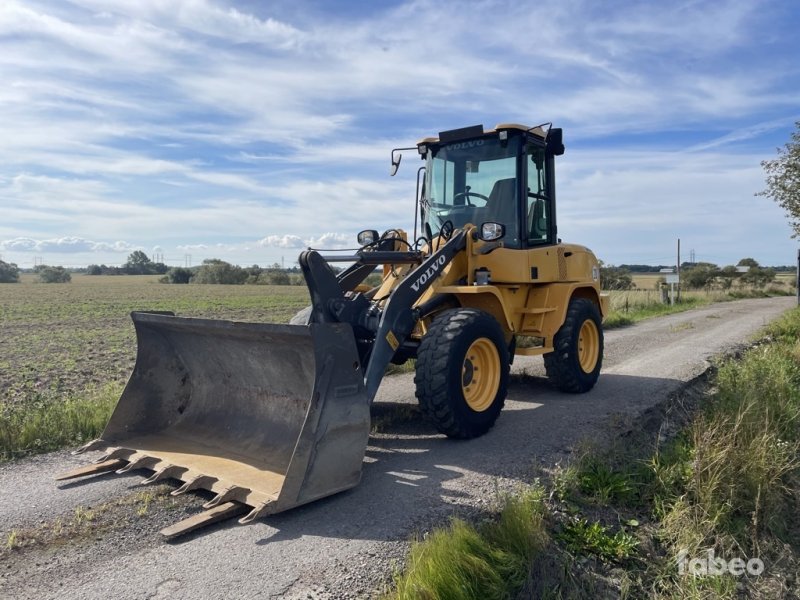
[1,0,798,269]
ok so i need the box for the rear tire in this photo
[414,308,509,439]
[544,297,603,393]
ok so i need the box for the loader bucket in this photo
[63,312,370,535]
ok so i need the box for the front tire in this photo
[544,297,603,393]
[414,308,509,439]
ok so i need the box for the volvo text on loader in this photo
[59,122,608,538]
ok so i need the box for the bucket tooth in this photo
[56,459,127,481]
[202,485,250,509]
[171,475,217,497]
[239,501,271,525]
[142,464,186,485]
[95,447,132,463]
[160,501,248,540]
[115,454,156,474]
[72,439,106,455]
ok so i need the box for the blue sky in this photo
[1,0,798,269]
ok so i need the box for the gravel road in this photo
[0,296,794,599]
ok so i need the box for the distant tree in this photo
[86,264,103,275]
[718,265,740,290]
[681,262,720,290]
[741,265,776,289]
[599,262,634,290]
[258,269,291,285]
[124,250,154,275]
[757,121,800,237]
[192,259,248,284]
[164,267,194,284]
[0,259,20,283]
[37,265,71,283]
[737,257,759,268]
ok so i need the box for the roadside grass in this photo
[0,382,120,461]
[388,487,548,600]
[385,307,800,599]
[603,286,794,329]
[549,306,800,597]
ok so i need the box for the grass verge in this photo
[385,307,800,599]
[388,488,548,599]
[0,382,120,461]
[603,288,793,329]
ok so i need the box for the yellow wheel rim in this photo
[578,319,600,373]
[462,337,501,412]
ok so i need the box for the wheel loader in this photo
[59,122,608,538]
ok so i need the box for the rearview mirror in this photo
[390,153,401,176]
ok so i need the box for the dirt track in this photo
[0,296,794,599]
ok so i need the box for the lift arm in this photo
[299,230,468,400]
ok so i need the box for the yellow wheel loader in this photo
[59,122,608,538]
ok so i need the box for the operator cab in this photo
[418,123,562,248]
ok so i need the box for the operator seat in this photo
[528,198,547,242]
[485,178,519,245]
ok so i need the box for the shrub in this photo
[165,267,193,284]
[36,266,71,283]
[0,260,20,283]
[192,259,248,284]
[257,270,291,285]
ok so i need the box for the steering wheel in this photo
[453,190,490,207]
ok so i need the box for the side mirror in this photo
[480,222,505,242]
[357,230,379,246]
[546,128,565,156]
[390,146,420,176]
[390,152,401,176]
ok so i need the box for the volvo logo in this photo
[411,255,447,292]
[448,140,484,150]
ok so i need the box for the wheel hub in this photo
[577,319,600,373]
[461,337,500,412]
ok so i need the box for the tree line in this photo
[600,258,785,291]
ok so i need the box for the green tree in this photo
[737,257,759,268]
[192,259,248,284]
[37,265,71,283]
[124,250,153,275]
[0,259,20,283]
[718,265,740,290]
[681,262,720,290]
[758,121,800,237]
[599,262,634,290]
[165,267,193,284]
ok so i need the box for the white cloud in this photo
[0,236,137,253]
[0,0,797,269]
[258,235,305,249]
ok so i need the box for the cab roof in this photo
[417,123,548,146]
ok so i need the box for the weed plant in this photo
[389,488,547,600]
[0,383,120,461]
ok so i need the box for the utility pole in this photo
[676,238,681,303]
